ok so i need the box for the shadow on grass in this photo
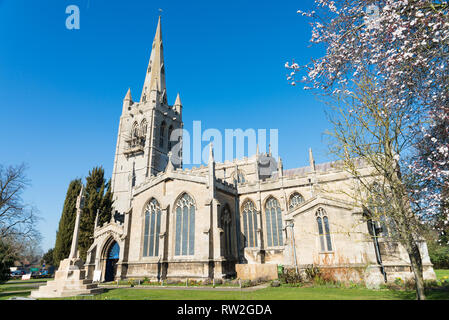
[386,287,449,300]
[0,291,31,300]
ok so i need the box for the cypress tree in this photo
[78,167,113,260]
[99,179,114,226]
[53,179,82,266]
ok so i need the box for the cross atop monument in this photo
[69,185,84,259]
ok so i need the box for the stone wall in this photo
[235,264,278,281]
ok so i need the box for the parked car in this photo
[39,269,52,278]
[10,270,25,278]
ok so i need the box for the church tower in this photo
[110,17,183,213]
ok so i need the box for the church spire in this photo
[140,16,167,103]
[174,92,182,115]
[124,88,133,102]
[309,147,316,172]
[174,92,182,106]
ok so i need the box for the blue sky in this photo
[0,0,332,252]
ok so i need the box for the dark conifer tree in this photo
[53,179,82,266]
[78,167,113,260]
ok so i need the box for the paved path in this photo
[2,283,45,288]
[99,283,270,292]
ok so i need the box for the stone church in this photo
[84,17,436,286]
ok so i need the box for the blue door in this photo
[105,241,120,282]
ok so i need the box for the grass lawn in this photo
[0,291,32,300]
[435,269,449,280]
[4,271,449,300]
[0,278,52,300]
[57,285,449,301]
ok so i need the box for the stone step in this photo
[62,283,98,290]
[31,287,104,299]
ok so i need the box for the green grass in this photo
[435,269,449,281]
[0,286,37,292]
[0,291,31,300]
[5,278,53,285]
[55,285,449,301]
[0,278,51,300]
[4,271,449,300]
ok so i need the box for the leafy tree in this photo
[427,240,449,269]
[78,167,113,260]
[0,240,16,283]
[53,179,82,266]
[414,111,449,245]
[0,163,41,252]
[287,0,448,299]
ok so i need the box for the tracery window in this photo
[288,192,304,210]
[316,208,332,252]
[221,205,232,256]
[143,198,161,257]
[241,200,258,248]
[265,197,283,247]
[174,193,195,256]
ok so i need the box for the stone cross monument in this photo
[31,186,103,298]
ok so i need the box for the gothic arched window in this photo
[143,198,161,257]
[132,122,139,138]
[174,193,195,256]
[221,205,232,257]
[265,197,283,247]
[241,200,258,248]
[168,125,174,151]
[140,119,148,138]
[289,192,304,210]
[316,208,332,252]
[159,121,166,148]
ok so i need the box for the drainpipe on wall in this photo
[370,220,387,283]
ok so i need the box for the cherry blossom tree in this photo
[287,0,448,299]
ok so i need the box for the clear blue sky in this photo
[0,0,332,252]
